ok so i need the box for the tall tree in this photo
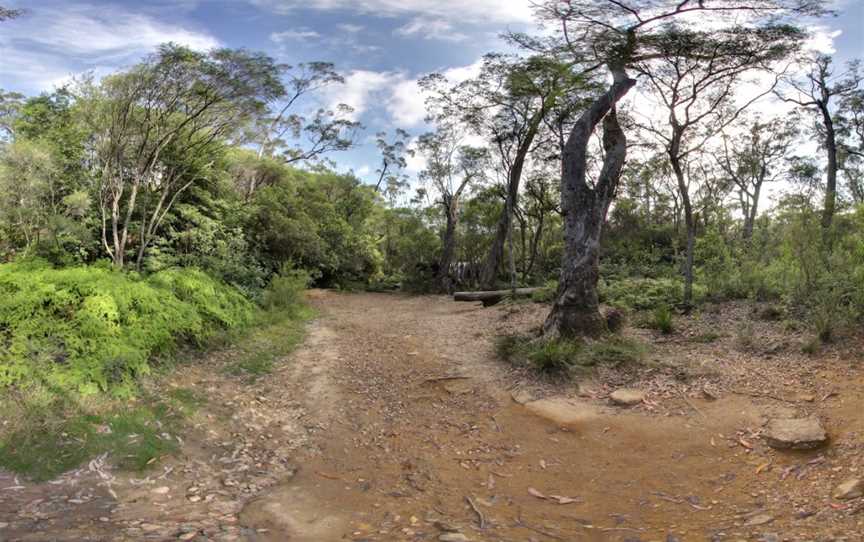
[777,55,862,229]
[532,0,824,337]
[422,54,579,289]
[374,128,414,198]
[636,25,801,306]
[417,125,488,292]
[81,44,283,269]
[718,115,798,238]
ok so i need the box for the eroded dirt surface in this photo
[2,292,864,541]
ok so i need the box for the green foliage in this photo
[0,389,190,481]
[647,305,675,334]
[496,334,644,375]
[250,169,383,286]
[0,261,253,395]
[261,264,311,313]
[600,277,689,310]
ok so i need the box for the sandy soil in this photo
[1,291,863,541]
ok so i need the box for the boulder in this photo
[610,388,645,407]
[833,478,864,500]
[763,417,827,450]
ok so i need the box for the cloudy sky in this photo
[0,0,862,184]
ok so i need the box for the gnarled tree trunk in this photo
[543,67,636,338]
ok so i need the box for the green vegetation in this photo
[0,388,195,481]
[646,305,675,334]
[0,260,252,396]
[497,335,645,375]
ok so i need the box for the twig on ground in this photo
[466,495,486,529]
[514,515,566,540]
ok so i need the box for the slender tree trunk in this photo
[525,213,544,279]
[479,116,543,289]
[437,199,460,293]
[670,139,695,308]
[543,66,635,338]
[820,105,838,231]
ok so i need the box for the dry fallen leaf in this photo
[528,487,547,500]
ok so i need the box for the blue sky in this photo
[0,0,861,184]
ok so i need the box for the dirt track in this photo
[2,291,864,541]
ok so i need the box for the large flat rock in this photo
[524,397,604,426]
[763,416,827,450]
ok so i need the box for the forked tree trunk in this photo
[438,201,460,293]
[543,67,636,338]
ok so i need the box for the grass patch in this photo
[224,305,314,381]
[689,331,724,343]
[644,305,674,334]
[0,387,197,481]
[496,334,646,375]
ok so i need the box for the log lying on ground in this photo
[453,288,540,307]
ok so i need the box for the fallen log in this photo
[453,288,540,307]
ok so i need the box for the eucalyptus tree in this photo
[530,0,824,336]
[776,55,862,229]
[0,90,23,140]
[422,54,581,289]
[635,25,803,306]
[417,124,488,292]
[81,44,284,269]
[718,115,798,238]
[242,62,360,197]
[374,128,414,199]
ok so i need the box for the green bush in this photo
[647,305,675,334]
[600,277,695,310]
[0,260,253,396]
[261,264,311,312]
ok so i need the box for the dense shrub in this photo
[0,261,253,396]
[599,277,699,310]
[261,265,312,312]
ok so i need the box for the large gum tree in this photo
[532,0,827,338]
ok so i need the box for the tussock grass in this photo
[496,334,646,376]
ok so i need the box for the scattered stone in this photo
[743,514,774,527]
[758,534,780,542]
[439,534,470,542]
[833,478,864,500]
[178,533,197,541]
[188,495,202,503]
[152,486,171,495]
[763,417,827,450]
[511,389,534,405]
[0,522,8,529]
[610,388,645,407]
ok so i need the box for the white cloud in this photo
[270,29,322,42]
[325,70,396,120]
[337,23,365,33]
[249,0,533,24]
[804,26,842,54]
[1,4,218,61]
[0,3,219,93]
[395,17,468,42]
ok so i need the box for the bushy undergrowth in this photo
[497,334,645,375]
[0,260,253,396]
